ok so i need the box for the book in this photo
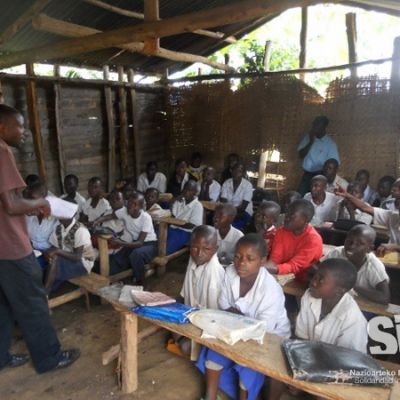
[131,290,176,307]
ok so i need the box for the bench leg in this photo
[84,290,91,311]
[120,312,138,394]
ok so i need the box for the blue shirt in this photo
[297,133,339,172]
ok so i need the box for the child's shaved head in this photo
[215,203,237,218]
[236,233,268,258]
[319,258,357,292]
[258,201,281,218]
[311,174,328,185]
[191,225,218,245]
[348,224,376,245]
[190,225,218,265]
[288,199,315,222]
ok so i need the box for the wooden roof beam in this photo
[143,0,160,54]
[32,14,234,72]
[1,0,335,69]
[82,0,236,44]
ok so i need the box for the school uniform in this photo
[26,215,59,251]
[167,198,204,254]
[221,178,253,229]
[381,196,397,211]
[323,246,389,291]
[363,185,379,206]
[296,289,368,353]
[326,175,348,193]
[137,172,167,193]
[81,197,111,223]
[197,180,221,202]
[337,200,373,225]
[61,192,86,214]
[197,266,290,400]
[187,165,206,182]
[217,226,244,266]
[373,207,400,244]
[167,172,195,197]
[180,253,225,309]
[48,219,95,291]
[110,208,158,281]
[304,191,339,224]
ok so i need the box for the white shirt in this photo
[221,178,253,216]
[49,219,95,272]
[326,175,348,193]
[82,198,111,223]
[323,246,389,291]
[373,207,400,244]
[61,192,86,214]
[197,180,221,202]
[363,185,379,205]
[381,197,397,211]
[219,265,291,338]
[217,226,244,266]
[171,197,204,232]
[296,290,368,353]
[304,191,339,224]
[180,253,225,309]
[337,200,373,225]
[115,208,157,242]
[137,172,167,193]
[26,215,58,251]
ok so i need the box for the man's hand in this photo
[334,185,349,198]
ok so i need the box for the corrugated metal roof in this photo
[0,0,399,74]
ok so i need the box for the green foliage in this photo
[65,69,82,79]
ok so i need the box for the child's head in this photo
[108,190,124,211]
[347,181,364,199]
[377,176,395,199]
[232,163,245,181]
[190,152,202,168]
[234,234,268,278]
[310,258,357,300]
[190,225,218,266]
[310,175,327,198]
[0,104,25,147]
[25,181,48,200]
[344,224,376,264]
[127,192,145,217]
[146,161,158,181]
[281,191,302,214]
[284,199,314,233]
[88,177,103,199]
[391,178,400,201]
[64,174,79,196]
[355,169,370,191]
[202,166,215,183]
[226,153,239,169]
[322,158,339,183]
[182,180,198,202]
[25,174,41,188]
[214,203,237,230]
[254,201,281,232]
[175,159,187,178]
[145,188,159,209]
[122,182,136,200]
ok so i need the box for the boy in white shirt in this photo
[213,204,243,266]
[296,258,368,353]
[323,225,390,305]
[322,158,348,193]
[198,167,221,202]
[167,180,204,254]
[144,188,171,222]
[61,174,86,215]
[137,161,167,193]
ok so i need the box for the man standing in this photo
[297,116,340,196]
[0,104,79,373]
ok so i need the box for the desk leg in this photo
[120,312,138,393]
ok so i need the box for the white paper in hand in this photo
[46,196,78,219]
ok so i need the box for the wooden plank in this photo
[69,272,109,293]
[25,63,47,182]
[118,67,129,178]
[346,12,358,78]
[48,288,84,308]
[391,36,400,87]
[128,69,141,179]
[143,0,160,54]
[299,7,308,81]
[97,235,111,277]
[263,40,272,71]
[53,78,66,190]
[200,200,218,211]
[0,0,329,68]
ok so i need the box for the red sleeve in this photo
[0,142,26,195]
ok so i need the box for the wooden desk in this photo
[379,252,400,270]
[97,286,398,399]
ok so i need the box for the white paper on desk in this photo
[46,196,78,219]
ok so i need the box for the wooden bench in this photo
[276,275,400,318]
[97,285,399,399]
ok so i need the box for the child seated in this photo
[220,163,253,230]
[322,158,348,193]
[81,177,111,227]
[187,151,206,182]
[278,190,302,227]
[377,175,396,208]
[254,200,281,253]
[265,199,323,282]
[107,193,158,285]
[61,174,86,215]
[304,175,339,224]
[137,161,167,193]
[166,180,204,255]
[336,182,372,225]
[144,188,171,222]
[167,159,196,198]
[198,166,221,202]
[213,204,243,266]
[197,234,290,400]
[44,204,95,292]
[296,258,368,353]
[323,225,390,304]
[355,169,379,205]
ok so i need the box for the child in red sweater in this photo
[254,200,280,253]
[265,199,323,282]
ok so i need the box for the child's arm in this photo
[335,187,374,215]
[92,211,117,227]
[110,231,147,249]
[45,245,84,263]
[354,280,390,305]
[376,243,400,256]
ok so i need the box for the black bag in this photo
[332,219,364,231]
[282,340,393,386]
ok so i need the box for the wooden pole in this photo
[25,64,47,182]
[128,69,141,179]
[0,81,4,104]
[143,0,160,54]
[103,66,116,191]
[224,54,230,74]
[257,151,268,188]
[263,40,272,71]
[391,36,400,88]
[53,65,66,191]
[346,12,358,78]
[118,67,129,178]
[299,7,308,81]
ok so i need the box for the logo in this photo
[368,315,400,354]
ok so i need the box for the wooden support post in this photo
[128,69,141,179]
[257,151,268,189]
[0,81,4,104]
[120,312,138,394]
[26,64,47,182]
[299,7,308,81]
[263,40,272,71]
[103,66,116,191]
[53,65,66,191]
[391,36,400,89]
[118,67,129,178]
[143,0,160,54]
[98,235,111,277]
[346,12,358,78]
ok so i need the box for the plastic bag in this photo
[132,302,197,324]
[189,309,266,345]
